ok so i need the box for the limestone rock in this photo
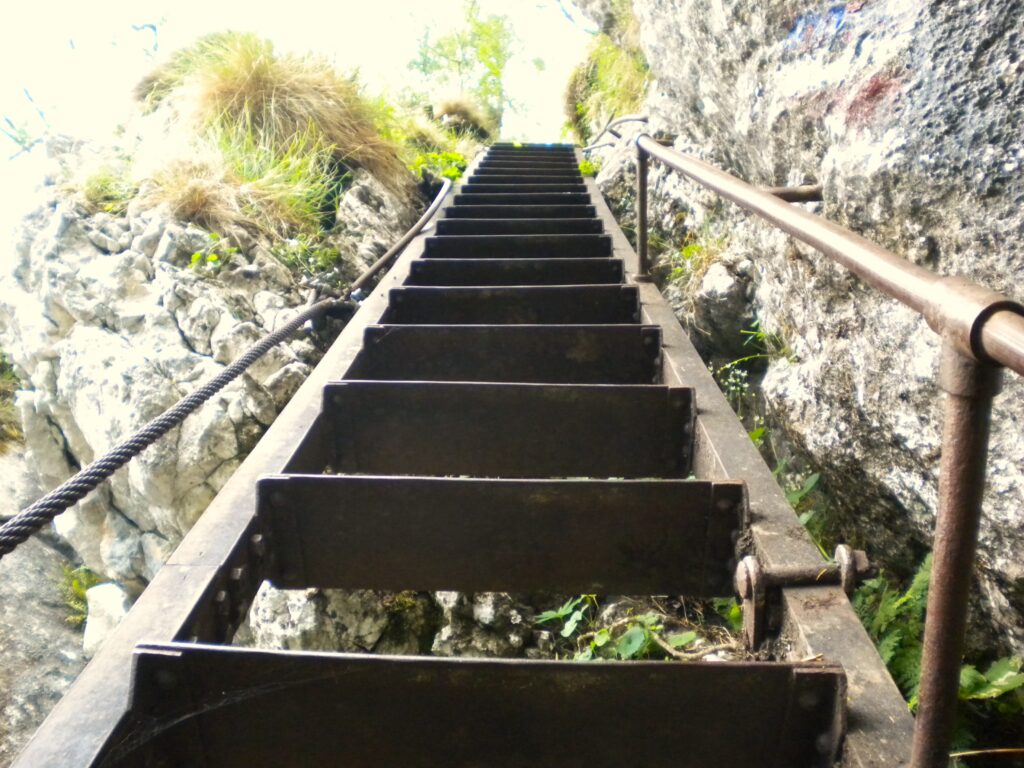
[82,583,132,657]
[581,0,1024,652]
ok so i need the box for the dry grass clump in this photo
[434,98,494,140]
[138,32,407,191]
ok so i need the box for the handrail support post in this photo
[636,144,649,276]
[910,341,1001,768]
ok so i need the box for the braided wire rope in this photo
[0,299,353,559]
[0,170,453,560]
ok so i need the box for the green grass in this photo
[563,1,649,143]
[0,351,22,453]
[80,167,137,215]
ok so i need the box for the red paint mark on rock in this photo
[847,73,902,127]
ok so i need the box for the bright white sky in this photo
[0,0,594,146]
[0,1,596,232]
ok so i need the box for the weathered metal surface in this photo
[460,183,588,193]
[105,643,846,768]
[911,344,1002,768]
[424,233,611,258]
[316,380,693,478]
[473,167,582,177]
[405,257,624,286]
[444,204,596,218]
[382,285,639,324]
[453,192,591,205]
[257,475,743,594]
[346,324,660,383]
[436,217,602,235]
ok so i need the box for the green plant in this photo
[578,158,600,177]
[0,350,22,451]
[189,231,237,274]
[269,233,341,277]
[81,166,138,215]
[57,565,103,627]
[562,2,649,143]
[536,596,739,662]
[854,556,1024,754]
[409,150,468,182]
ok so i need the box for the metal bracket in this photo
[734,545,874,648]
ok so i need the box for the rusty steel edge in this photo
[9,152,486,768]
[584,161,915,767]
[635,135,1024,376]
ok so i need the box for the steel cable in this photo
[0,299,354,560]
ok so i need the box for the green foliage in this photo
[712,598,744,633]
[409,150,468,182]
[57,565,103,627]
[578,158,600,177]
[537,595,739,662]
[81,167,138,215]
[563,2,649,144]
[854,554,1024,746]
[189,231,238,274]
[410,0,515,130]
[0,350,22,450]
[269,233,341,277]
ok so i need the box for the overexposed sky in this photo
[0,0,595,147]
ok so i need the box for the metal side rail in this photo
[15,145,907,768]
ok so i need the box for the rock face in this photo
[581,0,1024,652]
[0,450,86,767]
[0,137,418,592]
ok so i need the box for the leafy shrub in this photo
[578,158,600,177]
[409,151,468,182]
[57,565,103,627]
[0,350,22,451]
[269,233,341,277]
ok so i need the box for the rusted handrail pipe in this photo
[583,114,649,152]
[634,131,1024,768]
[634,134,1024,375]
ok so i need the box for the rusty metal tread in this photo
[107,642,845,768]
[460,183,588,193]
[405,257,624,286]
[435,218,603,235]
[346,324,661,384]
[444,204,597,218]
[424,233,612,258]
[294,380,694,479]
[453,192,591,205]
[383,284,639,324]
[256,474,744,594]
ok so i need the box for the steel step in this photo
[444,204,596,218]
[382,285,639,324]
[346,324,660,383]
[459,183,588,193]
[453,192,590,205]
[292,380,693,478]
[436,218,602,236]
[114,643,845,768]
[405,257,623,285]
[472,169,582,180]
[424,233,612,258]
[463,175,583,185]
[257,475,743,594]
[477,161,579,170]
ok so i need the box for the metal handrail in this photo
[632,131,1024,768]
[582,114,649,152]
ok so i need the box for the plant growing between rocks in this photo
[0,351,21,451]
[56,566,103,628]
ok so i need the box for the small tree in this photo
[409,0,515,131]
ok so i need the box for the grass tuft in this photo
[434,98,494,140]
[136,31,412,236]
[0,351,22,453]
